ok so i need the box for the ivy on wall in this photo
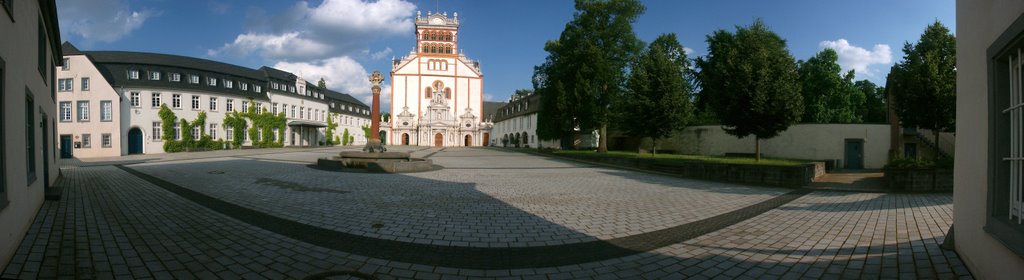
[158,104,225,152]
[223,99,287,148]
[326,112,338,145]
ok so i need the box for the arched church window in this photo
[445,46,452,54]
[431,45,437,53]
[422,45,429,53]
[445,88,451,99]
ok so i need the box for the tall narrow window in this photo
[77,101,90,121]
[62,58,69,70]
[152,92,161,107]
[208,77,217,86]
[272,102,278,115]
[81,77,90,91]
[81,134,90,148]
[131,92,140,107]
[209,123,218,139]
[173,122,180,140]
[226,126,233,141]
[225,80,233,88]
[101,134,111,148]
[100,101,112,121]
[210,97,218,111]
[242,101,249,112]
[59,102,71,121]
[152,122,162,141]
[191,95,200,110]
[172,94,181,109]
[226,99,234,112]
[191,126,200,139]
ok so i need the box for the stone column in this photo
[370,71,384,141]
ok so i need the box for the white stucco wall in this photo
[954,1,1024,278]
[0,1,60,268]
[656,124,890,169]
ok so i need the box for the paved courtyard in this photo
[2,147,968,279]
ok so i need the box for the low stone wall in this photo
[556,154,824,188]
[885,169,954,192]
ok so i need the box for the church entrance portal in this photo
[464,135,472,147]
[402,133,410,145]
[482,133,489,146]
[434,133,443,147]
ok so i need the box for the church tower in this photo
[390,11,489,147]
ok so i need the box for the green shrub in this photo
[886,156,954,169]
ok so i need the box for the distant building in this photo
[954,1,1024,277]
[491,91,597,149]
[390,11,491,147]
[0,0,62,269]
[54,43,371,158]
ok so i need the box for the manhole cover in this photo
[208,171,225,174]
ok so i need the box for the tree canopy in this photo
[854,80,888,123]
[798,49,862,123]
[619,33,693,154]
[317,77,327,90]
[534,0,645,151]
[889,21,956,135]
[695,19,803,160]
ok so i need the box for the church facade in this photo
[390,11,491,147]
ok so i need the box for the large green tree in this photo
[534,0,645,152]
[317,77,327,90]
[854,80,888,123]
[798,49,862,123]
[696,19,803,161]
[889,21,956,159]
[619,33,693,155]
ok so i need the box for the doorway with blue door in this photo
[128,127,144,154]
[60,135,73,158]
[844,139,864,169]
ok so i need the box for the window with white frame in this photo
[81,77,89,91]
[100,101,112,121]
[172,94,181,109]
[59,102,71,121]
[254,85,261,92]
[208,77,217,86]
[131,92,140,107]
[149,71,160,80]
[82,134,91,148]
[989,23,1024,257]
[299,106,304,119]
[62,58,69,70]
[191,95,200,110]
[272,82,279,90]
[152,92,161,107]
[272,102,278,115]
[226,126,233,141]
[242,101,249,112]
[101,134,111,148]
[226,99,234,112]
[58,78,72,92]
[173,122,181,140]
[291,105,296,118]
[77,101,89,121]
[152,122,162,141]
[241,83,248,91]
[209,123,218,139]
[189,74,199,84]
[170,73,181,82]
[210,97,218,111]
[191,126,200,139]
[225,80,233,88]
[128,70,139,80]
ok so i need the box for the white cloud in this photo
[211,0,416,61]
[819,39,892,79]
[683,47,695,56]
[273,56,391,108]
[371,48,393,60]
[58,0,155,43]
[209,32,332,60]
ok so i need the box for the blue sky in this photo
[57,0,955,108]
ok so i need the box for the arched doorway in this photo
[482,133,490,146]
[128,128,144,154]
[434,133,443,147]
[522,132,529,146]
[379,131,387,145]
[464,135,472,146]
[402,133,410,145]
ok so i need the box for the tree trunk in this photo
[755,137,761,162]
[652,137,657,157]
[597,124,608,153]
[934,130,941,160]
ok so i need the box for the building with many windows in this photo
[0,0,62,269]
[954,0,1024,277]
[55,43,370,158]
[390,11,492,147]
[491,91,596,149]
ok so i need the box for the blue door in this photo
[128,128,144,154]
[845,140,864,169]
[60,135,73,158]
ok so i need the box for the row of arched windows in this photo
[424,86,452,99]
[421,43,454,54]
[421,30,454,41]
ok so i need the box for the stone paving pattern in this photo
[1,148,970,279]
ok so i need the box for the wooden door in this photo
[434,133,443,147]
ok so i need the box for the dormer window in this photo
[189,74,199,84]
[225,80,233,88]
[240,83,248,91]
[128,70,139,80]
[272,82,279,90]
[170,73,181,82]
[149,71,160,80]
[207,77,217,86]
[254,85,262,92]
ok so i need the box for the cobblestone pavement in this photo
[2,148,969,279]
